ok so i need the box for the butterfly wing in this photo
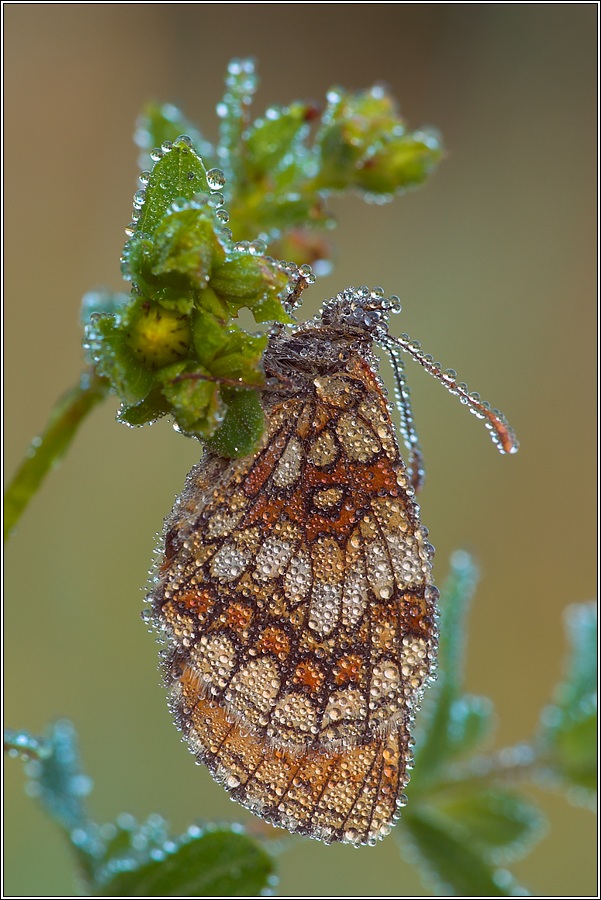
[150,357,438,844]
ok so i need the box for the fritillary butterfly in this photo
[148,281,518,846]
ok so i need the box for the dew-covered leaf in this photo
[241,192,321,236]
[152,209,218,290]
[445,694,496,761]
[244,102,313,178]
[210,254,293,325]
[217,58,259,187]
[80,289,131,327]
[117,387,170,427]
[313,85,442,198]
[554,601,596,711]
[17,720,92,834]
[192,307,232,368]
[251,290,296,325]
[206,388,265,458]
[538,602,597,794]
[158,362,224,437]
[354,130,443,196]
[96,825,275,898]
[400,806,528,897]
[412,552,483,788]
[4,728,52,762]
[543,703,597,793]
[4,371,110,540]
[84,309,155,406]
[211,255,266,302]
[209,329,267,386]
[432,787,546,863]
[136,102,215,171]
[136,139,211,237]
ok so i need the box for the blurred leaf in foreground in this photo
[537,601,597,798]
[5,720,276,896]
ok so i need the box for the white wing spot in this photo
[272,437,302,487]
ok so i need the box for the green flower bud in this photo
[211,254,265,302]
[127,301,191,369]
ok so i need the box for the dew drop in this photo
[249,239,266,255]
[206,168,227,190]
[208,191,224,208]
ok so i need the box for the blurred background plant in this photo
[5,7,597,897]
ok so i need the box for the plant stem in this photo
[4,370,109,541]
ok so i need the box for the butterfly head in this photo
[318,286,402,340]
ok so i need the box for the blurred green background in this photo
[5,5,596,896]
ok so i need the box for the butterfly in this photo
[148,281,518,846]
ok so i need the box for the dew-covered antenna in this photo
[381,331,519,460]
[385,340,426,493]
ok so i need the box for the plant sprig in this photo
[5,57,442,540]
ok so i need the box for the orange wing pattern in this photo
[150,354,438,845]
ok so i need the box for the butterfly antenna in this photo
[384,340,426,492]
[381,332,519,456]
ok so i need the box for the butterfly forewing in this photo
[151,333,438,845]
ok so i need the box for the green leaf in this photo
[557,601,596,708]
[252,291,296,325]
[195,285,233,319]
[206,388,264,458]
[209,329,268,386]
[538,601,597,794]
[192,313,267,387]
[209,254,294,325]
[243,192,319,235]
[152,209,217,290]
[136,138,211,237]
[218,58,259,187]
[80,289,131,327]
[211,255,265,302]
[400,806,528,896]
[19,720,91,834]
[314,85,442,198]
[4,372,109,540]
[446,694,496,761]
[97,825,275,897]
[5,720,103,882]
[412,552,483,788]
[354,131,443,196]
[244,102,312,178]
[136,102,215,169]
[314,86,402,189]
[158,362,224,437]
[545,704,597,793]
[85,309,152,404]
[192,307,231,367]
[117,387,170,427]
[433,787,546,863]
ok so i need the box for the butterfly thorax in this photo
[264,286,397,386]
